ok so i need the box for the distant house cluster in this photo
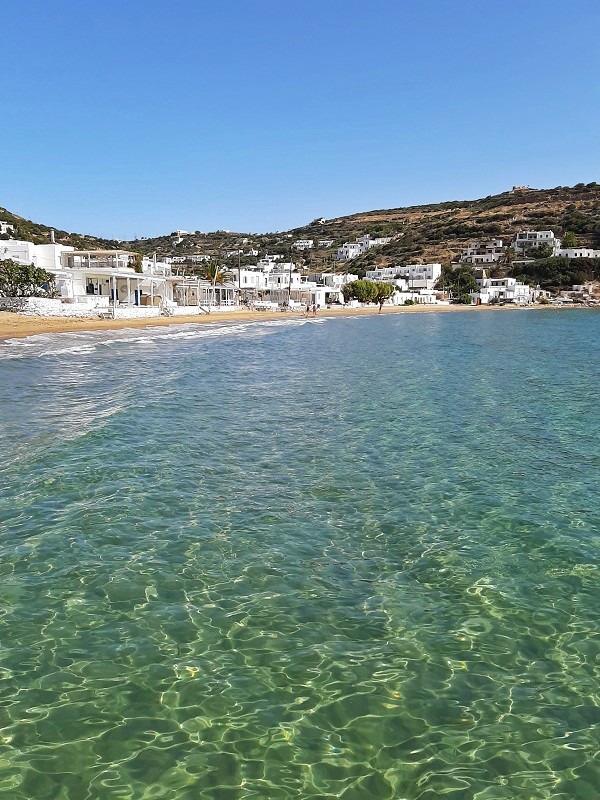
[336,234,393,262]
[458,230,600,265]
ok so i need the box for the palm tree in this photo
[203,261,227,309]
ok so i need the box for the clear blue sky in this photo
[3,0,600,238]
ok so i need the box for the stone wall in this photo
[0,298,164,319]
[0,297,100,317]
[0,297,244,319]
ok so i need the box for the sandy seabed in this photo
[0,303,534,341]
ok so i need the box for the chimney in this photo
[50,229,55,244]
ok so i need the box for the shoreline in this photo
[0,302,577,342]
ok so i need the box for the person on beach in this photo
[312,304,317,317]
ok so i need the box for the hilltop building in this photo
[293,239,314,251]
[459,239,505,265]
[336,234,393,262]
[513,230,561,256]
[555,247,600,259]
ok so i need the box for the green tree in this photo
[531,242,554,260]
[562,231,577,248]
[130,253,143,274]
[202,261,227,284]
[435,265,477,302]
[511,256,600,290]
[341,279,378,304]
[0,260,56,297]
[373,281,395,312]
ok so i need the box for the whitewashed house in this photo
[289,281,344,308]
[235,268,269,291]
[0,221,15,236]
[336,241,365,261]
[472,277,532,305]
[306,272,358,288]
[293,239,314,251]
[460,239,504,265]
[555,247,600,259]
[390,289,440,305]
[513,230,561,256]
[0,239,40,265]
[336,234,393,262]
[172,278,235,309]
[366,263,442,290]
[0,239,173,310]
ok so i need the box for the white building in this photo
[460,239,504,265]
[318,239,334,248]
[256,256,289,271]
[366,263,442,290]
[235,268,269,291]
[267,269,303,291]
[173,279,235,308]
[293,239,314,251]
[336,234,393,262]
[0,239,39,265]
[306,272,358,288]
[0,221,15,236]
[0,239,174,309]
[513,231,561,256]
[172,230,189,245]
[391,289,440,305]
[473,277,532,305]
[336,241,365,261]
[555,247,600,259]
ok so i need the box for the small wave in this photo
[0,317,319,361]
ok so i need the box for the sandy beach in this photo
[0,303,520,341]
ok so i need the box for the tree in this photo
[131,253,143,273]
[201,260,230,309]
[202,261,227,284]
[435,264,477,302]
[373,281,395,312]
[530,242,554,260]
[562,231,577,248]
[0,260,56,297]
[511,256,600,290]
[341,279,378,304]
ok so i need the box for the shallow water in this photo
[0,310,598,799]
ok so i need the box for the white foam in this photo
[0,317,321,361]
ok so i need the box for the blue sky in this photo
[3,0,600,238]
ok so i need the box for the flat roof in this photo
[64,250,135,257]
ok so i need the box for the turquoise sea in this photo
[0,309,598,800]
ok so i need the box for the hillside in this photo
[0,207,120,251]
[3,182,600,273]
